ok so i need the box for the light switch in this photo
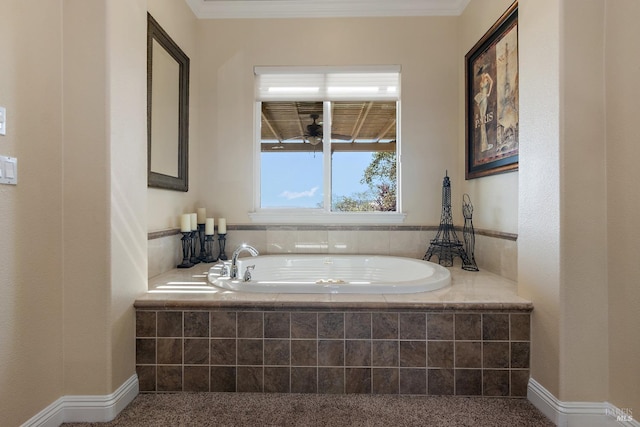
[0,155,17,185]
[0,107,6,136]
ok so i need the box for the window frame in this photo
[250,66,405,225]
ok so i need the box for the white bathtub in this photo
[207,254,451,294]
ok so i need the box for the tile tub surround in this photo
[136,268,531,397]
[147,225,518,281]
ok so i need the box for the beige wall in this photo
[0,1,65,424]
[196,16,462,226]
[606,0,640,412]
[147,0,201,232]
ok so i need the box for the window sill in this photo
[248,210,406,225]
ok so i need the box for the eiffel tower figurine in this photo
[423,171,478,271]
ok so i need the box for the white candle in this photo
[180,214,191,232]
[218,218,226,234]
[197,207,206,224]
[190,213,197,231]
[205,218,214,235]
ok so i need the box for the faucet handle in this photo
[220,263,230,277]
[243,265,255,282]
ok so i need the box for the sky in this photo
[261,151,374,208]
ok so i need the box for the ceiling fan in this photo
[289,114,352,145]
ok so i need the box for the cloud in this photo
[279,186,319,200]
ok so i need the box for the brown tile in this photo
[210,339,236,365]
[291,339,317,366]
[427,313,453,340]
[400,368,426,395]
[455,313,481,340]
[346,340,371,366]
[318,340,344,366]
[511,369,530,397]
[372,341,398,367]
[211,366,236,392]
[427,341,453,368]
[399,313,426,340]
[455,369,482,395]
[292,312,317,338]
[483,342,509,368]
[237,339,264,365]
[157,338,182,364]
[400,341,427,367]
[136,338,156,364]
[483,313,509,340]
[157,366,182,391]
[136,365,156,392]
[345,313,372,339]
[428,369,454,395]
[510,314,531,341]
[483,370,509,396]
[511,342,530,368]
[345,368,371,393]
[291,367,317,393]
[211,311,236,338]
[184,338,209,365]
[237,312,263,338]
[136,311,156,337]
[372,313,398,339]
[157,311,182,337]
[184,311,209,337]
[318,313,343,339]
[318,367,345,394]
[455,342,481,368]
[265,312,290,338]
[184,366,209,392]
[237,366,263,392]
[372,368,398,394]
[264,339,290,366]
[264,367,290,393]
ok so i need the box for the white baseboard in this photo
[21,374,138,427]
[528,378,639,427]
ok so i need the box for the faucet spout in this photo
[230,244,259,279]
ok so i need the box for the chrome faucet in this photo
[230,244,259,279]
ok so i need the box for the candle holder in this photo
[177,232,194,268]
[197,224,207,261]
[190,231,200,264]
[217,233,228,260]
[204,234,218,263]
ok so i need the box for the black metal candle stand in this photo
[217,233,228,260]
[189,231,200,264]
[177,232,194,268]
[197,224,207,261]
[204,234,218,263]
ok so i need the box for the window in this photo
[251,66,404,224]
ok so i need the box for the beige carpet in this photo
[62,393,554,426]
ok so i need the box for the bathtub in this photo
[207,254,451,294]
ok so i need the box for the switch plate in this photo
[0,107,6,136]
[0,155,17,185]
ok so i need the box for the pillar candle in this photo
[190,213,197,231]
[218,218,226,234]
[197,207,206,224]
[205,218,214,235]
[180,214,191,232]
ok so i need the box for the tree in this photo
[333,151,397,212]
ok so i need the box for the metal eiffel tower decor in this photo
[423,172,479,271]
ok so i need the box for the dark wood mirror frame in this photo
[147,13,190,191]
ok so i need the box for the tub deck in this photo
[137,263,531,311]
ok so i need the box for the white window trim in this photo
[250,66,405,225]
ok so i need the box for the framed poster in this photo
[465,2,518,179]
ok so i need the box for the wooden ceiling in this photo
[260,101,397,152]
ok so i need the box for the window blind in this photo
[255,65,401,101]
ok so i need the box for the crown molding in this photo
[186,0,470,19]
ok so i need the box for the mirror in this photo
[147,13,189,191]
